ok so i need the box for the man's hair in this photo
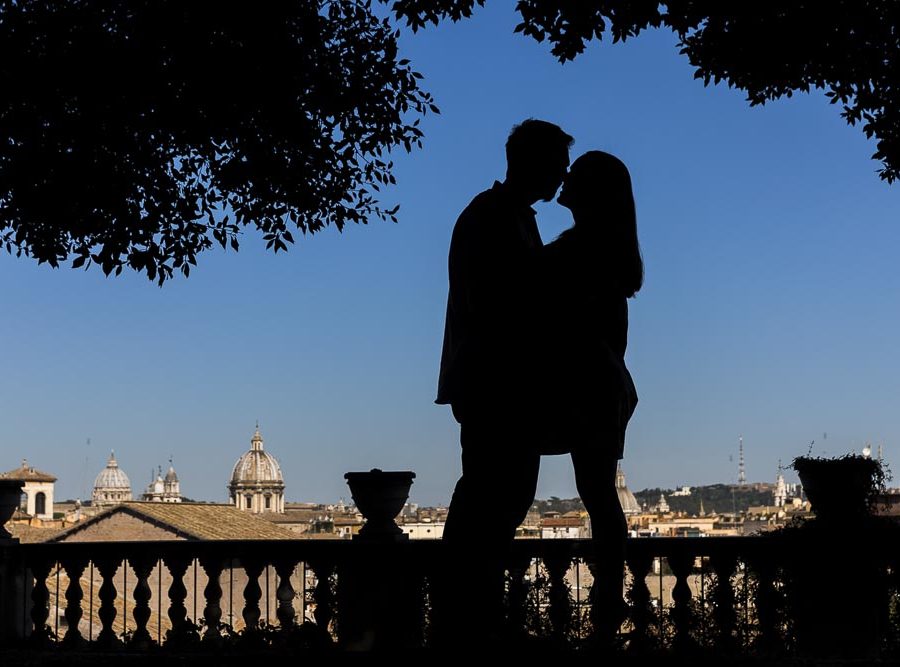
[505,119,574,170]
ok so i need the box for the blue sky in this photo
[2,4,899,505]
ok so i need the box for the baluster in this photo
[241,557,264,632]
[586,555,627,646]
[274,557,297,631]
[422,550,449,646]
[410,553,428,648]
[200,555,224,645]
[506,553,530,637]
[162,552,190,642]
[308,559,336,637]
[544,552,573,643]
[28,556,53,647]
[747,553,778,653]
[668,551,696,653]
[129,554,155,648]
[625,548,653,653]
[94,555,122,648]
[60,554,88,646]
[710,551,738,652]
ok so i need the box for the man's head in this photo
[505,119,573,203]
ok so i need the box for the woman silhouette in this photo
[541,150,643,641]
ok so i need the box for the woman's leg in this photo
[571,446,627,642]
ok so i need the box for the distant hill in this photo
[634,484,775,515]
[534,484,776,517]
[532,497,585,515]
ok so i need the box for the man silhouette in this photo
[436,119,573,641]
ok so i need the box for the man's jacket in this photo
[436,181,542,416]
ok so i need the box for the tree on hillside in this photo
[2,1,898,283]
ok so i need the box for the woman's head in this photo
[557,151,643,297]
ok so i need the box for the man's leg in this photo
[439,417,541,644]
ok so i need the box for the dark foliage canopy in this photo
[394,0,900,182]
[0,1,436,283]
[2,1,898,282]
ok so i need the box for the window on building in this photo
[35,492,46,516]
[19,492,27,511]
[245,495,252,509]
[265,496,271,509]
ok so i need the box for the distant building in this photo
[1,459,56,519]
[655,493,670,513]
[774,466,787,508]
[141,461,182,503]
[401,521,444,539]
[91,452,133,507]
[540,513,588,539]
[229,426,285,514]
[616,465,641,515]
[260,504,328,535]
[333,512,364,538]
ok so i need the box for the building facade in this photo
[1,459,56,519]
[141,462,182,503]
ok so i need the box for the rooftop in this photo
[0,459,57,483]
[48,501,298,542]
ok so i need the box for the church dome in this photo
[93,452,131,490]
[92,451,133,506]
[229,426,285,514]
[230,428,284,485]
[615,464,641,515]
[164,465,179,483]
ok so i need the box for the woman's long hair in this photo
[562,151,644,298]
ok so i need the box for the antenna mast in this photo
[738,435,746,486]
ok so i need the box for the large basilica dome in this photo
[229,426,285,513]
[92,451,133,506]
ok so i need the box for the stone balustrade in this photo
[3,532,895,655]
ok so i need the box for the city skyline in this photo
[3,5,899,506]
[9,425,874,506]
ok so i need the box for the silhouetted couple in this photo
[436,119,642,647]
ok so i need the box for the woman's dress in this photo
[537,228,638,458]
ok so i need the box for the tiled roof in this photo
[8,524,63,543]
[51,502,299,541]
[262,509,322,523]
[1,462,57,483]
[333,516,364,526]
[540,517,584,528]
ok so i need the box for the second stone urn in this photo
[344,469,415,541]
[339,469,420,651]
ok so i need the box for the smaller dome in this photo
[146,475,164,495]
[93,451,131,490]
[164,465,178,483]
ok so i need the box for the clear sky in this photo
[2,4,899,506]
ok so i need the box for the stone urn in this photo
[344,469,415,541]
[0,479,24,542]
[793,455,882,521]
[785,455,889,658]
